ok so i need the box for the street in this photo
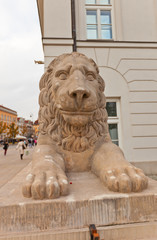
[0,144,33,188]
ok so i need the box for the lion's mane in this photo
[38,52,109,152]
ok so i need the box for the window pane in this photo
[87,25,98,39]
[86,10,97,24]
[86,0,96,4]
[100,0,110,4]
[112,140,119,146]
[106,102,117,116]
[86,0,110,3]
[101,11,111,24]
[109,124,119,145]
[101,25,112,39]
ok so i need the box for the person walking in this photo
[16,139,26,160]
[3,141,9,156]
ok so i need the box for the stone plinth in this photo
[0,163,157,240]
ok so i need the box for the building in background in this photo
[36,0,157,174]
[17,117,25,130]
[0,105,17,140]
[33,120,39,138]
[0,105,17,126]
[0,106,38,140]
[17,118,35,138]
[17,118,39,139]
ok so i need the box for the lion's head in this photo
[38,52,109,152]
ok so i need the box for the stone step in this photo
[1,222,157,240]
[0,164,157,239]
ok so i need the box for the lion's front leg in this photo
[92,142,148,193]
[22,145,68,199]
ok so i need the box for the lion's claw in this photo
[102,166,148,193]
[22,170,68,200]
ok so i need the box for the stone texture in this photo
[0,165,157,239]
[23,52,148,200]
[1,223,157,240]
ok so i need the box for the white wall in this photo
[77,46,157,163]
[76,0,157,42]
[40,0,157,165]
[120,0,157,41]
[44,0,72,38]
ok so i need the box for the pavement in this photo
[0,144,33,188]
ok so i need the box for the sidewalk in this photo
[0,145,33,188]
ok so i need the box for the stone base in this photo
[0,163,157,240]
[1,222,157,240]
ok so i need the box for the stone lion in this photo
[22,52,148,199]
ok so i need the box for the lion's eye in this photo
[58,72,68,80]
[86,73,95,81]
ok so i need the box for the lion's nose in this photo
[69,87,90,108]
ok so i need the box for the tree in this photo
[7,123,19,139]
[0,121,7,136]
[20,124,27,136]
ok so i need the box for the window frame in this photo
[86,0,111,6]
[85,0,114,40]
[106,98,122,148]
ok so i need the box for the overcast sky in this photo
[0,0,44,122]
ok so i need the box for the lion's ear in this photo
[39,88,49,107]
[98,75,105,92]
[89,58,99,74]
[39,72,50,90]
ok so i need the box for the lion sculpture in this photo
[22,52,148,199]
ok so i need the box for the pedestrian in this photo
[32,139,35,146]
[28,139,32,148]
[3,141,9,156]
[16,139,26,160]
[24,139,28,148]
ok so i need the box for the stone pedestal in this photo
[0,163,157,240]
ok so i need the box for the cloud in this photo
[0,0,44,121]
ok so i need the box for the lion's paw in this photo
[101,166,148,193]
[22,169,69,200]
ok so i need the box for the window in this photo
[86,0,113,39]
[100,11,112,39]
[86,0,110,5]
[1,114,3,121]
[100,0,110,4]
[4,115,6,121]
[86,0,96,4]
[106,100,120,146]
[86,10,97,39]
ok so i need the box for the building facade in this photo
[0,105,17,125]
[33,120,39,138]
[0,105,17,139]
[17,117,36,138]
[36,0,157,173]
